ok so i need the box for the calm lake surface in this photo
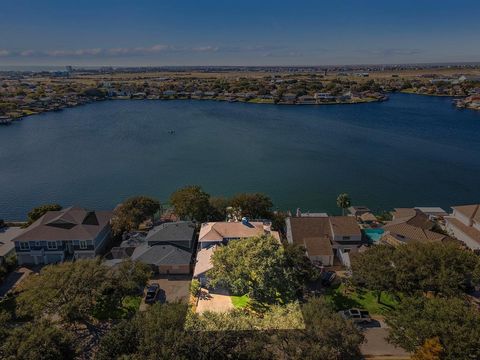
[1,93,480,220]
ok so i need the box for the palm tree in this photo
[336,193,351,216]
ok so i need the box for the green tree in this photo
[111,195,161,235]
[393,241,479,296]
[98,303,191,360]
[98,300,363,360]
[278,298,364,360]
[25,203,62,226]
[283,243,320,292]
[16,259,150,323]
[209,196,229,221]
[230,193,273,219]
[336,193,351,215]
[1,320,76,360]
[351,244,396,302]
[170,185,211,222]
[207,235,299,303]
[386,297,480,360]
[190,279,201,297]
[351,242,480,298]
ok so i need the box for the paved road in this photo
[0,267,32,297]
[360,319,410,359]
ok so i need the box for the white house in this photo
[445,204,480,251]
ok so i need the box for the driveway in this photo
[0,267,33,297]
[195,287,233,314]
[139,275,191,311]
[360,318,410,359]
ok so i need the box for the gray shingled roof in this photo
[13,206,113,242]
[145,221,195,243]
[131,243,192,266]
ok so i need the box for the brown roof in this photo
[198,222,269,242]
[383,222,446,243]
[389,209,433,230]
[360,212,377,222]
[392,208,417,221]
[288,217,331,247]
[288,217,334,256]
[303,236,333,256]
[446,217,480,245]
[453,204,480,223]
[329,216,362,237]
[13,206,113,242]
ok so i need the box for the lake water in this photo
[1,94,480,220]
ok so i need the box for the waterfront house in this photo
[285,215,362,267]
[298,95,316,104]
[282,93,297,103]
[285,216,334,266]
[163,90,177,97]
[382,222,447,247]
[193,219,280,285]
[445,204,480,252]
[13,206,113,265]
[197,219,279,249]
[382,208,451,246]
[391,208,434,229]
[0,227,24,264]
[131,221,195,274]
[314,92,336,102]
[348,205,371,217]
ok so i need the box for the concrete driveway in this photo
[196,287,233,314]
[0,267,33,297]
[360,318,410,359]
[139,275,191,311]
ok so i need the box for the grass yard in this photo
[324,283,399,315]
[93,295,142,320]
[231,295,250,309]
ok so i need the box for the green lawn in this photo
[93,295,142,320]
[324,283,399,315]
[231,295,250,309]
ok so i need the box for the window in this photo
[47,241,57,250]
[19,242,30,250]
[35,241,41,247]
[79,240,87,249]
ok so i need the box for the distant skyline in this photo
[1,0,480,67]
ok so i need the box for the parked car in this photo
[320,271,336,286]
[338,308,372,324]
[144,284,160,304]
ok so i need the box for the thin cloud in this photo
[0,44,226,58]
[359,48,423,57]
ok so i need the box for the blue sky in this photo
[1,0,479,66]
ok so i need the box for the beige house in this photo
[193,219,280,285]
[381,207,450,246]
[445,204,480,251]
[285,215,362,267]
[197,220,279,249]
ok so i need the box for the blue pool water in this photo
[364,228,385,243]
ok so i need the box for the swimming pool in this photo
[363,228,384,243]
